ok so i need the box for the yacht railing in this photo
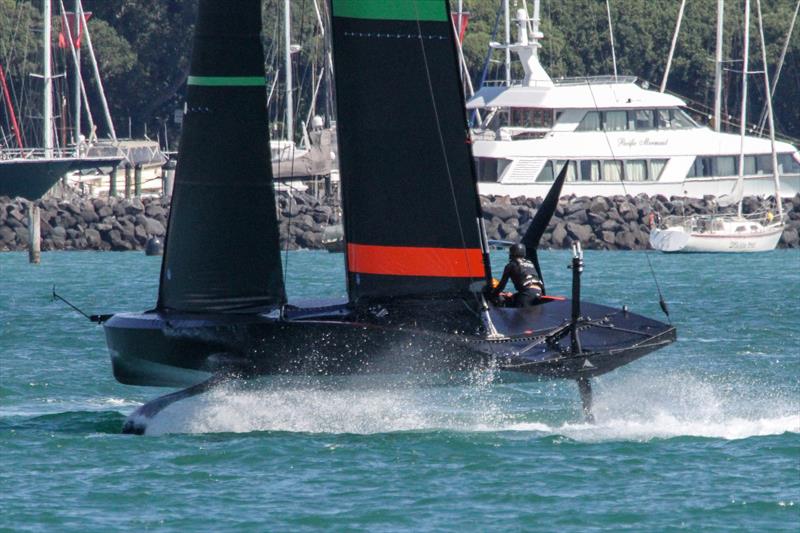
[661,210,778,232]
[481,75,638,87]
[553,75,638,86]
[0,147,77,160]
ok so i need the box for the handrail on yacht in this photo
[481,75,638,87]
[0,147,76,160]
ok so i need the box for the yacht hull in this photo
[104,299,676,388]
[650,224,783,252]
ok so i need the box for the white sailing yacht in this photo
[649,0,785,253]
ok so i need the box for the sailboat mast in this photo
[605,0,618,79]
[285,0,294,142]
[43,0,54,156]
[73,0,81,144]
[660,0,686,93]
[737,0,750,219]
[79,0,116,141]
[504,0,511,85]
[714,0,724,131]
[755,0,783,218]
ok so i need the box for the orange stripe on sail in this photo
[347,244,485,278]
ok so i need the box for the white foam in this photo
[141,371,800,441]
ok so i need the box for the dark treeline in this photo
[1,0,798,149]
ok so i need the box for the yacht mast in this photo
[605,0,618,79]
[79,0,116,141]
[661,0,687,93]
[757,0,799,134]
[42,0,54,156]
[714,0,724,131]
[737,0,751,219]
[285,0,294,142]
[73,0,81,143]
[755,0,783,218]
[504,0,511,85]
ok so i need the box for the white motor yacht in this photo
[467,3,800,199]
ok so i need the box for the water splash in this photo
[513,371,800,442]
[141,370,799,441]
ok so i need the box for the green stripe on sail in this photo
[187,76,265,87]
[332,0,447,21]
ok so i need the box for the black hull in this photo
[104,299,676,388]
[0,156,123,200]
[0,159,74,200]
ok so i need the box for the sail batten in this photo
[331,0,489,302]
[157,0,285,313]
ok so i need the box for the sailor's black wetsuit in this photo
[493,257,543,307]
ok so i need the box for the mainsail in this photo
[158,0,285,312]
[330,0,490,302]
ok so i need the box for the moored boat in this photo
[466,1,800,199]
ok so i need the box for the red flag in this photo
[58,12,92,50]
[450,11,470,43]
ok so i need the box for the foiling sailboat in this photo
[649,0,785,253]
[99,0,676,435]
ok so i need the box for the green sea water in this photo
[1,249,798,532]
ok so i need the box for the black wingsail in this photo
[330,0,490,303]
[157,0,285,313]
[521,162,569,291]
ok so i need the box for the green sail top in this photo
[332,0,448,21]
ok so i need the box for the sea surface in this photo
[1,249,798,532]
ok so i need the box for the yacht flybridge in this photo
[467,3,800,199]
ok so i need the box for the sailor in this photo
[491,243,543,307]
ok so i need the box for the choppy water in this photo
[1,250,798,531]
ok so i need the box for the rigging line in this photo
[412,1,472,277]
[584,80,671,321]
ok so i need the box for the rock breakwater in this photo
[1,192,798,252]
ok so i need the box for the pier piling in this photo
[134,164,142,198]
[27,201,40,264]
[124,164,132,199]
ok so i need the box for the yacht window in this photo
[510,108,554,128]
[536,161,554,182]
[602,160,624,181]
[650,159,668,180]
[555,160,578,182]
[577,112,601,131]
[656,109,672,129]
[475,157,499,182]
[671,109,697,128]
[625,160,648,181]
[687,157,713,178]
[632,110,654,130]
[604,111,628,131]
[755,155,773,174]
[778,153,800,173]
[713,156,737,177]
[744,155,757,175]
[579,160,601,181]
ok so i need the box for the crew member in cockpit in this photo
[491,243,543,307]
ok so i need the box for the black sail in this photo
[330,0,490,303]
[158,0,285,313]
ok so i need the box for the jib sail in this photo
[158,0,285,312]
[330,0,490,302]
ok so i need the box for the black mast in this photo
[158,0,286,313]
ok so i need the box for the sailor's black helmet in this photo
[509,243,526,259]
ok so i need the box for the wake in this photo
[139,371,799,441]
